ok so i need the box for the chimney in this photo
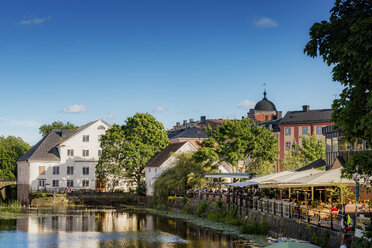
[200,116,206,124]
[277,111,282,119]
[176,122,180,127]
[189,118,194,123]
[183,120,187,128]
[302,105,310,112]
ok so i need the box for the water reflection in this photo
[0,209,264,248]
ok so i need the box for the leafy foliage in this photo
[96,113,169,192]
[193,118,278,175]
[284,134,325,170]
[304,0,372,181]
[153,153,208,200]
[327,182,355,210]
[342,152,372,185]
[0,136,30,180]
[39,121,78,137]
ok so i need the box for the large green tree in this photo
[304,0,372,182]
[96,113,169,193]
[0,136,30,180]
[193,118,278,175]
[284,134,325,170]
[39,121,78,136]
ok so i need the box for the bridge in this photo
[0,180,17,200]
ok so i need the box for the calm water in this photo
[0,208,266,248]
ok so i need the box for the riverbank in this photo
[126,205,270,246]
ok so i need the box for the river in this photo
[0,208,268,248]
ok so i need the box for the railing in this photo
[189,192,345,231]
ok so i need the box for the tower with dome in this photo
[247,90,282,122]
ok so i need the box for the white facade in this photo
[17,120,110,196]
[145,142,196,196]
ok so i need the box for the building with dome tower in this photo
[247,90,282,122]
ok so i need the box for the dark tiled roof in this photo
[279,109,332,125]
[145,142,187,168]
[294,158,326,171]
[168,127,208,140]
[17,129,77,162]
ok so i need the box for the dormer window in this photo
[97,125,106,130]
[83,135,89,142]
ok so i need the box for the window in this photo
[285,142,291,151]
[268,124,272,131]
[285,128,291,135]
[82,150,89,157]
[302,127,308,135]
[83,135,89,142]
[52,180,59,187]
[316,126,322,134]
[53,166,59,175]
[98,150,102,157]
[67,166,74,175]
[265,116,269,121]
[39,166,45,175]
[97,125,105,130]
[82,167,89,175]
[67,149,74,156]
[155,168,157,173]
[38,179,45,187]
[82,180,89,187]
[67,180,74,187]
[148,168,151,173]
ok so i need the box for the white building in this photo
[17,119,111,204]
[145,141,197,196]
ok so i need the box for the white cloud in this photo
[253,17,278,28]
[108,114,115,120]
[238,100,256,109]
[152,106,166,113]
[0,117,40,128]
[62,104,86,113]
[20,16,51,25]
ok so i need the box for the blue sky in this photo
[0,0,342,145]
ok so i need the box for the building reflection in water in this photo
[14,209,259,248]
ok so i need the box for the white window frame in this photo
[83,135,89,142]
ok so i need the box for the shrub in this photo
[196,201,209,216]
[241,217,268,235]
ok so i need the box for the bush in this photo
[0,201,21,213]
[196,201,209,216]
[241,216,268,235]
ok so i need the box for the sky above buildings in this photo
[0,0,343,145]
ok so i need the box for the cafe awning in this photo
[227,181,259,187]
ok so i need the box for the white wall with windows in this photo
[18,120,110,192]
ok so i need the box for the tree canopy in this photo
[284,134,325,170]
[193,118,278,175]
[304,0,372,182]
[39,121,78,136]
[96,113,169,193]
[0,136,30,180]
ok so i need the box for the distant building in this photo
[145,141,197,196]
[17,120,111,204]
[168,126,208,148]
[279,106,333,162]
[322,125,372,170]
[248,90,282,122]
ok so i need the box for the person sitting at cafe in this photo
[331,205,338,212]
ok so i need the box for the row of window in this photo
[39,166,90,176]
[38,179,89,188]
[147,168,158,173]
[285,140,322,151]
[67,149,102,157]
[285,126,323,136]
